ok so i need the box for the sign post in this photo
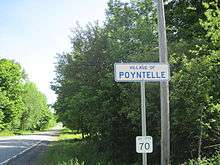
[141,81,147,165]
[114,63,169,165]
[157,0,170,164]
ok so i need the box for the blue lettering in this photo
[161,71,166,78]
[125,72,130,78]
[136,72,142,78]
[130,72,136,78]
[146,72,151,78]
[142,72,146,78]
[119,72,124,78]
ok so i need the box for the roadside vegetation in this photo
[0,129,38,136]
[42,128,137,165]
[0,58,56,136]
[51,0,220,164]
[41,128,91,165]
[184,153,220,165]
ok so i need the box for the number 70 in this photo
[139,142,150,150]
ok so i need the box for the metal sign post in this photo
[114,63,169,165]
[157,0,170,164]
[141,81,147,165]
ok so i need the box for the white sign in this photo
[114,63,169,82]
[136,136,153,153]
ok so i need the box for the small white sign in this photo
[114,63,169,82]
[136,136,153,153]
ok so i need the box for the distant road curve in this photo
[0,128,60,165]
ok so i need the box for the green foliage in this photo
[58,128,82,141]
[184,153,220,165]
[0,59,24,130]
[0,129,15,136]
[165,0,209,41]
[201,1,220,47]
[170,53,220,163]
[21,82,55,130]
[58,159,85,165]
[41,130,104,165]
[0,58,55,133]
[52,0,220,164]
[52,0,160,164]
[166,0,220,163]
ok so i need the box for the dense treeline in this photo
[0,58,55,132]
[52,0,220,164]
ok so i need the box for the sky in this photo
[0,0,109,104]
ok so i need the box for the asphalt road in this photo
[0,129,59,165]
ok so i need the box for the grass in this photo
[0,123,60,137]
[14,130,37,135]
[58,159,85,165]
[58,129,82,141]
[0,129,42,136]
[0,130,15,136]
[40,128,114,165]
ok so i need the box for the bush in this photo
[184,153,220,165]
[58,159,84,165]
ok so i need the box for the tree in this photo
[170,53,220,163]
[165,0,209,42]
[52,0,220,164]
[201,1,220,47]
[167,0,220,163]
[0,58,55,131]
[21,82,54,130]
[0,59,25,130]
[52,0,160,164]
